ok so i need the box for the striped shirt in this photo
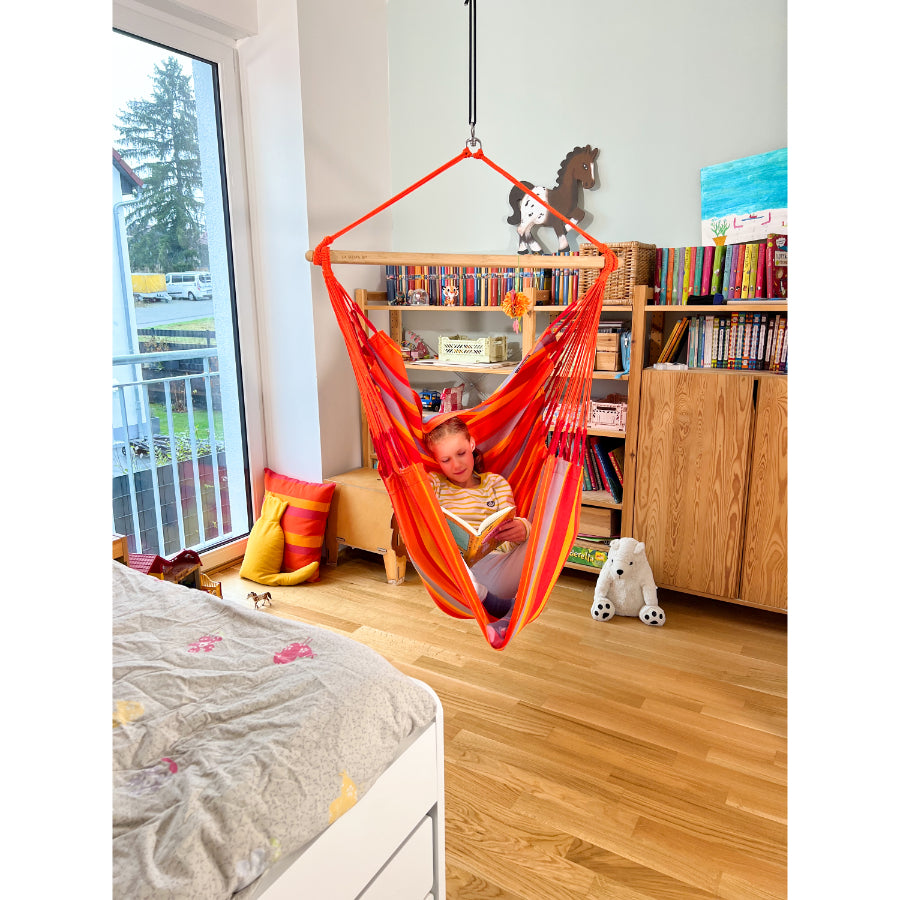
[429,471,529,554]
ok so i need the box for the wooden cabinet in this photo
[740,376,788,610]
[633,366,787,612]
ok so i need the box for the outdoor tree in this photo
[116,57,205,272]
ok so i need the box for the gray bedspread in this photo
[112,561,436,899]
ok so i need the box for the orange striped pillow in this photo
[263,468,336,580]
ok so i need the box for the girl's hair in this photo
[424,416,485,473]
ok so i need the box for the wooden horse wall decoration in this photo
[507,145,599,254]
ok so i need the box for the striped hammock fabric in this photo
[310,147,617,648]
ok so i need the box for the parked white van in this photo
[165,271,213,301]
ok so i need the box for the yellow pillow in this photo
[240,492,319,586]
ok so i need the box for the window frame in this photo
[113,1,265,569]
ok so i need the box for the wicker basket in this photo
[438,334,507,364]
[578,241,657,305]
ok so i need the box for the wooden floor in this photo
[214,551,787,900]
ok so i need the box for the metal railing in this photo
[113,348,229,555]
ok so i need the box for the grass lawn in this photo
[151,404,224,440]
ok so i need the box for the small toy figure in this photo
[248,590,272,609]
[419,389,442,411]
[590,537,665,626]
[442,283,459,306]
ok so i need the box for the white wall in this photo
[386,0,787,252]
[296,0,393,478]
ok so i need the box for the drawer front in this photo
[358,815,434,900]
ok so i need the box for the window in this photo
[112,26,254,560]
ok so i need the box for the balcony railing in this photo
[113,348,233,556]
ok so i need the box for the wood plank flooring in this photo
[214,550,786,900]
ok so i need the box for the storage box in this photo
[595,332,621,371]
[323,467,406,584]
[438,334,507,364]
[579,506,615,537]
[589,400,627,431]
[577,241,657,305]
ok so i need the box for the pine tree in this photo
[115,57,205,272]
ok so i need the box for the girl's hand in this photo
[495,517,528,544]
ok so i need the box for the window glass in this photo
[112,29,250,556]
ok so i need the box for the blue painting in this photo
[700,148,787,246]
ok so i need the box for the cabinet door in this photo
[633,369,754,598]
[740,377,788,610]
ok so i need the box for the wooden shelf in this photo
[647,302,787,314]
[581,490,622,510]
[565,561,606,575]
[307,249,612,269]
[586,426,627,439]
[406,361,517,375]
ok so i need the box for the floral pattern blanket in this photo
[112,561,435,898]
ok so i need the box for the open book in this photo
[442,505,515,566]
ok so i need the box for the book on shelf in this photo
[754,243,766,298]
[767,233,788,299]
[590,438,623,503]
[384,263,565,306]
[566,538,611,570]
[720,244,732,298]
[657,316,690,363]
[442,505,516,566]
[682,312,788,371]
[602,437,626,485]
[654,247,665,304]
[701,246,713,295]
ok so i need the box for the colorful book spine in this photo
[722,244,734,297]
[665,248,675,304]
[710,244,724,294]
[656,247,669,304]
[603,439,625,484]
[591,440,622,503]
[654,248,663,304]
[685,247,696,301]
[701,246,713,295]
[771,234,788,298]
[692,247,704,297]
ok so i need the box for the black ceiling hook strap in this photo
[465,0,478,148]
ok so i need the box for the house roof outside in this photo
[113,148,143,195]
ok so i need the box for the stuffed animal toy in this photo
[590,537,665,626]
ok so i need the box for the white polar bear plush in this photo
[591,537,665,626]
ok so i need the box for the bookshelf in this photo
[632,299,788,611]
[338,250,652,577]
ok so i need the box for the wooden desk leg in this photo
[383,549,407,585]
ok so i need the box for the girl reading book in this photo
[424,416,531,646]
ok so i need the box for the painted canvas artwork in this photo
[700,148,787,246]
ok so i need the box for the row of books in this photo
[581,435,626,503]
[383,254,583,306]
[658,312,788,372]
[653,234,787,305]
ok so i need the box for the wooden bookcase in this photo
[337,250,652,577]
[632,302,788,611]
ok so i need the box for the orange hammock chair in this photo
[310,145,617,649]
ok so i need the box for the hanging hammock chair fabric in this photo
[310,146,617,649]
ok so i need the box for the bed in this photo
[113,561,445,899]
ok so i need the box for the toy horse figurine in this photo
[507,145,599,254]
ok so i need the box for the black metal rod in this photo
[467,0,476,133]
